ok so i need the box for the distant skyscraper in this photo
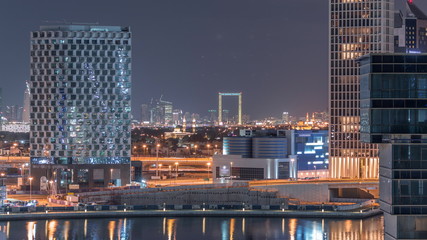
[148,96,173,125]
[172,109,182,125]
[395,0,427,53]
[329,0,394,178]
[282,112,289,123]
[140,104,149,123]
[30,24,132,189]
[4,105,20,122]
[208,110,217,124]
[22,81,30,123]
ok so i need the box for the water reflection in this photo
[48,220,57,240]
[0,215,385,240]
[26,221,36,240]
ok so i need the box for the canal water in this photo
[0,215,384,240]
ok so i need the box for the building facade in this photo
[395,0,427,53]
[295,130,329,178]
[22,81,30,123]
[213,130,297,181]
[329,0,394,178]
[30,25,132,189]
[148,97,173,125]
[360,53,427,239]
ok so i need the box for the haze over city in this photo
[1,1,427,239]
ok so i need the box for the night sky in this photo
[0,0,426,120]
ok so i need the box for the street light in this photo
[0,173,5,206]
[168,166,172,185]
[206,162,211,181]
[207,144,211,156]
[21,164,27,177]
[29,177,33,202]
[49,180,53,196]
[110,169,113,186]
[230,162,233,184]
[142,145,147,156]
[156,144,161,177]
[314,165,317,179]
[174,162,179,184]
[290,158,295,180]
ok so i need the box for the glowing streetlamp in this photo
[169,165,172,185]
[230,162,233,184]
[110,169,113,185]
[207,144,211,156]
[29,177,33,202]
[156,144,161,177]
[174,162,179,184]
[49,180,53,196]
[206,162,211,181]
[142,145,147,156]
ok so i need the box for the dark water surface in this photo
[0,215,384,240]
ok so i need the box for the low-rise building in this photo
[213,130,297,182]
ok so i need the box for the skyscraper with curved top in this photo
[329,0,394,178]
[29,24,132,189]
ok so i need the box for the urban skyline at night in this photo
[1,1,425,120]
[1,1,427,239]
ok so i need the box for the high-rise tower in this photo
[22,81,30,123]
[395,0,427,53]
[30,25,132,189]
[329,0,394,178]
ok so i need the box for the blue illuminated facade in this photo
[294,130,328,172]
[223,137,288,159]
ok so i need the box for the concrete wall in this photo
[78,185,288,206]
[254,183,330,202]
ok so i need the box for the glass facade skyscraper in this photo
[29,25,131,189]
[360,53,427,240]
[329,0,394,178]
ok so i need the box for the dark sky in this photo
[1,0,426,120]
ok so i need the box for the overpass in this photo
[0,156,212,164]
[132,157,211,164]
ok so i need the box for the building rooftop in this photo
[406,0,427,20]
[39,24,129,32]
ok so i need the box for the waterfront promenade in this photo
[0,208,382,221]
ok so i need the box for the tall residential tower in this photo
[329,0,394,178]
[30,25,132,189]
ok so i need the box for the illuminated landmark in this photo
[328,0,394,178]
[218,92,242,125]
[29,24,132,189]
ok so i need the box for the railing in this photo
[0,202,380,214]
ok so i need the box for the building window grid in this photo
[329,0,393,178]
[30,29,131,164]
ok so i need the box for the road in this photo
[7,194,63,206]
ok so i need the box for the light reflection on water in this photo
[0,215,384,240]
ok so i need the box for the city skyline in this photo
[1,1,425,120]
[0,0,328,120]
